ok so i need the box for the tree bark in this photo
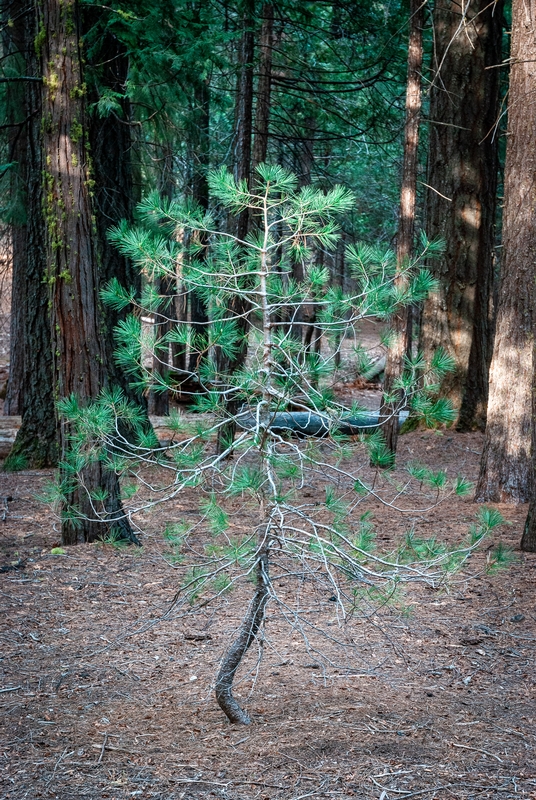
[232,0,255,243]
[149,144,174,416]
[215,544,269,724]
[86,23,143,402]
[420,0,503,430]
[84,11,154,435]
[216,0,255,453]
[41,0,135,544]
[475,0,535,504]
[380,0,424,457]
[522,332,536,550]
[2,0,27,416]
[252,3,274,171]
[187,72,210,379]
[289,116,316,345]
[5,0,58,468]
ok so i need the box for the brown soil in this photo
[1,429,535,800]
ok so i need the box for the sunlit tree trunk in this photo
[41,0,136,544]
[476,0,535,504]
[420,0,503,430]
[380,0,424,457]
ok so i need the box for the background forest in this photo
[2,0,536,543]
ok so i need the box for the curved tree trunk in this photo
[41,0,136,544]
[420,0,503,430]
[380,0,424,457]
[475,0,535,504]
[215,533,270,724]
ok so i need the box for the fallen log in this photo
[236,409,409,437]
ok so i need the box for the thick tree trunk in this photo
[2,0,27,416]
[380,0,424,457]
[84,13,154,434]
[87,26,142,399]
[5,0,58,468]
[475,0,535,504]
[420,0,503,430]
[41,0,135,544]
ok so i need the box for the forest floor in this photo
[1,425,535,800]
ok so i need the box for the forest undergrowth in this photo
[1,427,535,800]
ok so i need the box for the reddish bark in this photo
[41,0,135,544]
[2,0,27,416]
[476,0,536,504]
[5,0,58,468]
[380,0,424,457]
[420,0,503,430]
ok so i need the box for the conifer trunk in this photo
[86,23,145,407]
[188,70,210,379]
[380,0,424,456]
[476,0,535,504]
[41,0,135,544]
[215,544,269,724]
[5,0,58,468]
[522,330,536,550]
[252,3,274,170]
[150,144,174,416]
[2,0,27,416]
[217,0,255,452]
[419,0,503,430]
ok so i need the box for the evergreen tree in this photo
[55,165,503,722]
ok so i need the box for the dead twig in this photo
[97,732,108,765]
[448,740,504,763]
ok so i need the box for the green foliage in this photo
[3,452,28,472]
[486,542,516,573]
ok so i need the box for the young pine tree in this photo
[55,165,507,723]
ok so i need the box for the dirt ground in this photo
[1,427,535,800]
